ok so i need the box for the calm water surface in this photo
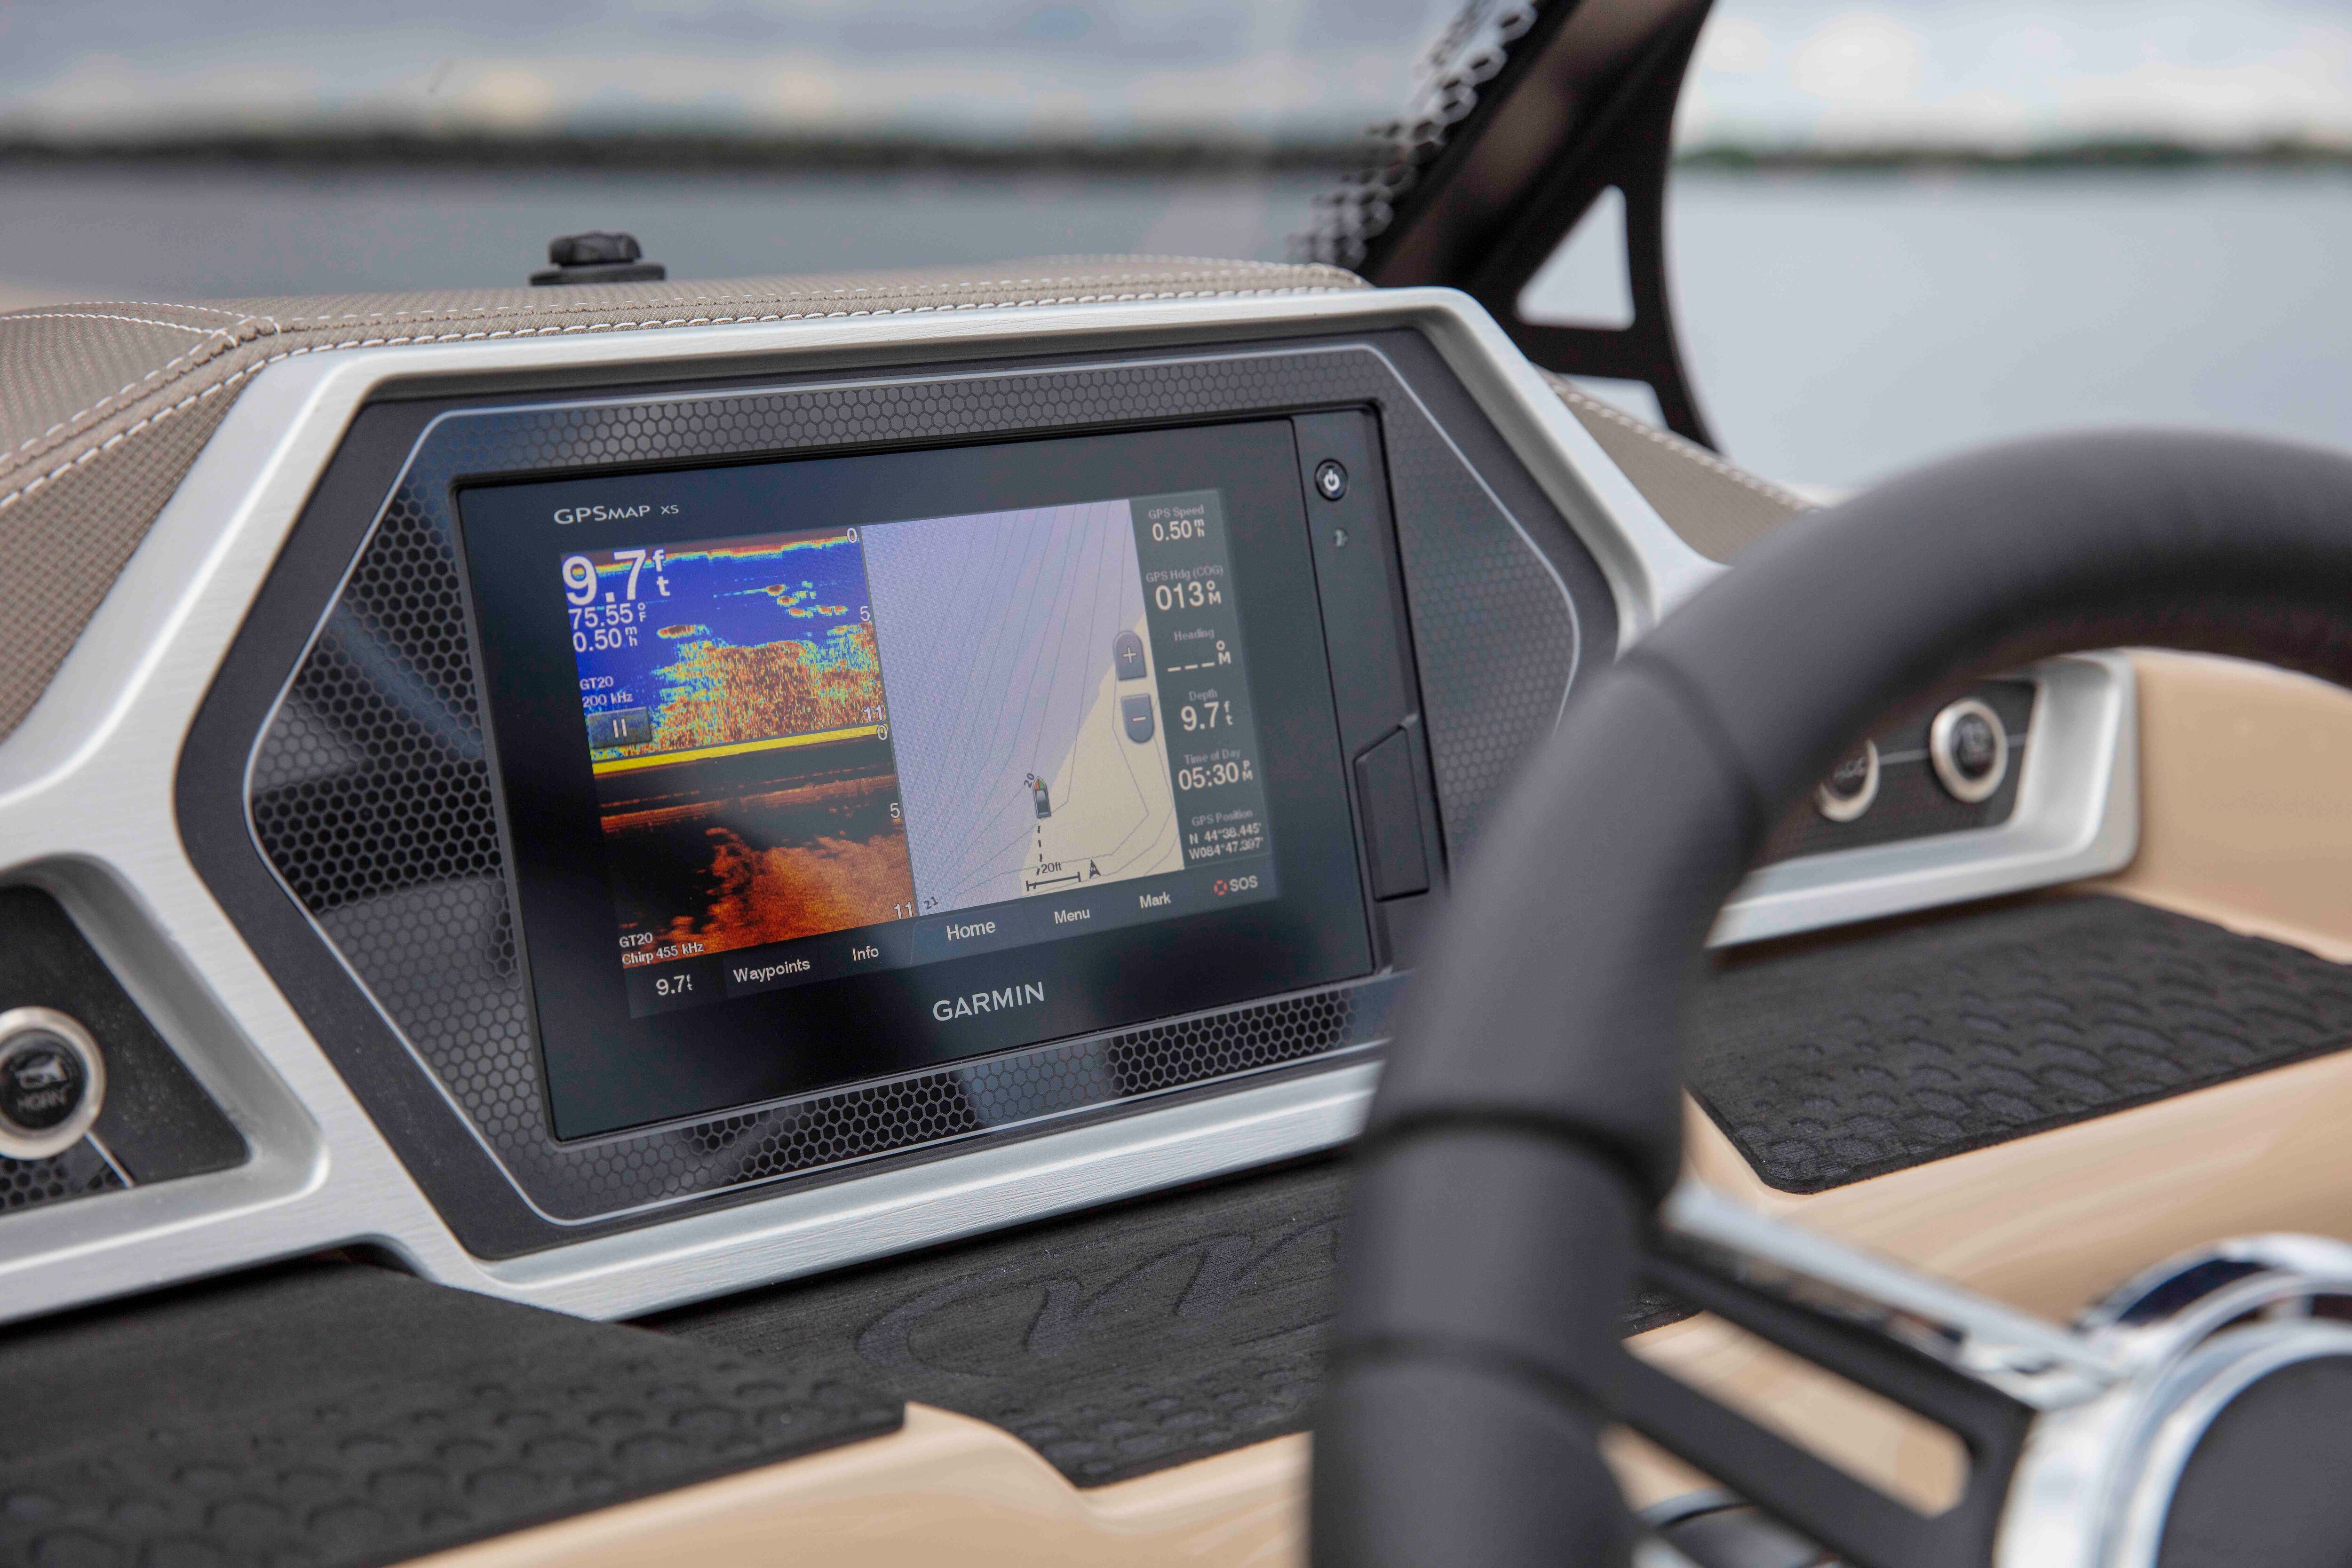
[4,162,2345,488]
[1658,168,2352,488]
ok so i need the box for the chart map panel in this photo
[861,500,1184,916]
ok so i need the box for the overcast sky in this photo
[5,1,2350,148]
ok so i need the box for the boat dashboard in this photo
[0,271,2137,1329]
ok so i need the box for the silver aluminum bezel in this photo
[0,285,2134,1327]
[1712,653,2137,948]
[0,288,1683,1328]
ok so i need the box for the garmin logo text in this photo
[552,503,653,526]
[931,981,1046,1022]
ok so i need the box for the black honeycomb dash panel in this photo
[246,338,1577,1224]
[1688,894,2352,1192]
[0,1141,122,1212]
[698,988,1370,1189]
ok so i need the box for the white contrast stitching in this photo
[0,312,218,334]
[3,266,1357,472]
[96,301,257,319]
[9,317,264,456]
[1549,378,1814,512]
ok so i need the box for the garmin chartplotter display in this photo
[461,420,1375,1139]
[566,487,1276,1006]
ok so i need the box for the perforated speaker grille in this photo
[247,342,1578,1222]
[0,1142,122,1214]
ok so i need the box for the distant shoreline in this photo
[2,132,2347,175]
[1677,138,2352,172]
[0,132,1365,174]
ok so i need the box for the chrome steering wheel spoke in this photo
[1615,1181,2104,1568]
[1662,1184,2126,1411]
[1628,1186,2352,1568]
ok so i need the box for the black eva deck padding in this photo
[0,1261,899,1568]
[656,1162,1350,1487]
[654,1159,1686,1488]
[1686,894,2352,1193]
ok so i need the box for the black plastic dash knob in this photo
[531,232,667,286]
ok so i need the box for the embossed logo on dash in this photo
[932,981,1046,1022]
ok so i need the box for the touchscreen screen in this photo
[459,419,1371,1140]
[563,491,1277,1016]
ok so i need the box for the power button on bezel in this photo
[0,1007,106,1161]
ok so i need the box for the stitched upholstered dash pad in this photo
[0,257,1366,744]
[1544,375,1813,562]
[1686,894,2352,1193]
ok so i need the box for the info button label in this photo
[837,923,914,974]
[912,904,1039,965]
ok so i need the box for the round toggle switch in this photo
[1814,739,1881,822]
[1929,697,2009,804]
[0,1008,105,1161]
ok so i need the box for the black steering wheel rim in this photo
[1311,429,2352,1567]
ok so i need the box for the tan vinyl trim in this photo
[1544,375,1813,561]
[2088,648,2352,961]
[406,1405,1307,1567]
[1613,649,2352,1510]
